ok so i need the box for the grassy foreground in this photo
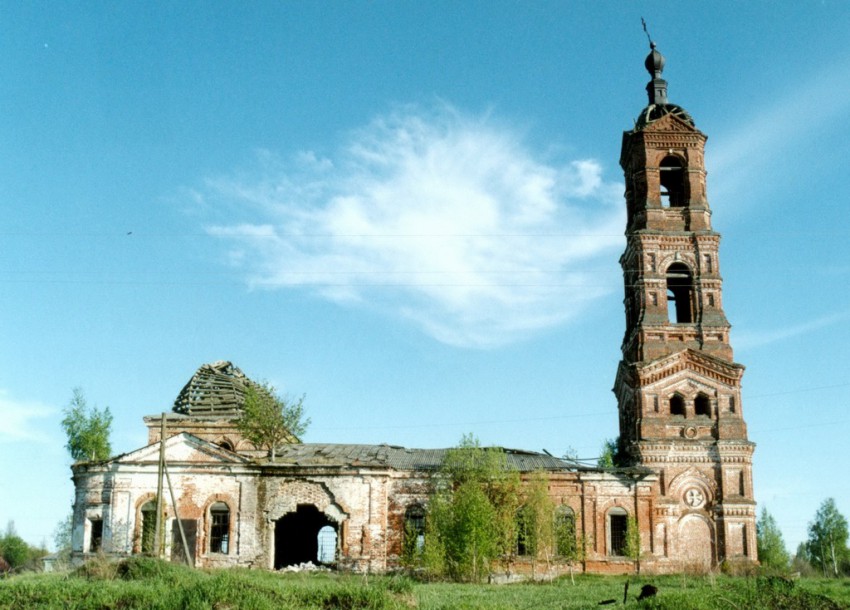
[0,557,848,609]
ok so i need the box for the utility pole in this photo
[153,413,166,557]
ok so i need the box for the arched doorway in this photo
[274,504,337,568]
[678,515,713,569]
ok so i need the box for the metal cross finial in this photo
[641,17,654,48]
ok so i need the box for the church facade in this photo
[70,45,757,574]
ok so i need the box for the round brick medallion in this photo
[684,488,705,508]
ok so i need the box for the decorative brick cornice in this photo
[630,349,743,387]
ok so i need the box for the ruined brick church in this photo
[70,44,757,574]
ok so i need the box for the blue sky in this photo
[1,2,849,554]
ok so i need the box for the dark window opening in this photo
[608,510,628,556]
[660,156,685,207]
[89,519,103,553]
[516,510,529,556]
[695,394,711,417]
[555,507,576,557]
[219,440,234,452]
[210,502,230,554]
[670,394,685,416]
[729,396,736,414]
[404,505,426,553]
[140,501,156,555]
[274,504,337,568]
[666,263,694,323]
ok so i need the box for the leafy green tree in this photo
[624,515,641,573]
[236,382,309,460]
[0,522,46,572]
[401,519,422,570]
[553,507,586,584]
[61,388,112,462]
[424,434,520,582]
[517,472,555,578]
[806,498,850,577]
[597,437,626,468]
[757,507,790,572]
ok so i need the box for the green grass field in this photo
[0,557,848,609]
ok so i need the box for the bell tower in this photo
[613,42,757,568]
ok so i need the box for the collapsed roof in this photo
[172,360,258,416]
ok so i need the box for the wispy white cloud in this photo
[735,310,850,350]
[0,390,54,443]
[709,58,850,205]
[202,105,625,347]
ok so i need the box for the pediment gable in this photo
[633,349,744,388]
[114,432,250,465]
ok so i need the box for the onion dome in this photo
[634,42,695,129]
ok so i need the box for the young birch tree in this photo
[236,382,309,460]
[425,434,520,583]
[806,498,850,577]
[518,472,555,579]
[757,507,790,572]
[61,388,112,462]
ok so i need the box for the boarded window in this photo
[171,519,197,566]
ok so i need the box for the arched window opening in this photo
[608,508,628,556]
[516,509,529,556]
[554,507,576,557]
[660,156,685,207]
[317,525,337,564]
[670,394,685,417]
[666,263,694,323]
[218,440,234,452]
[140,501,156,555]
[695,394,711,417]
[209,502,230,554]
[404,505,426,554]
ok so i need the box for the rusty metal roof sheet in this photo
[271,443,587,472]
